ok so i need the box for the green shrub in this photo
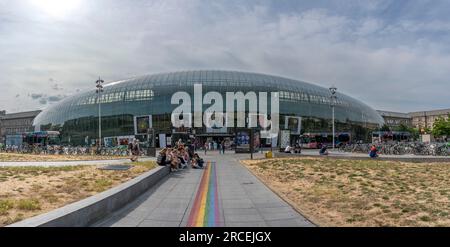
[0,200,14,215]
[17,199,41,211]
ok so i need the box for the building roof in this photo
[0,110,42,120]
[408,108,450,117]
[378,108,450,118]
[34,70,384,127]
[377,110,410,119]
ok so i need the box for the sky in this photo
[0,0,449,113]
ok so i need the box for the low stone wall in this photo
[8,165,170,227]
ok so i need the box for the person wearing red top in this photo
[369,145,378,158]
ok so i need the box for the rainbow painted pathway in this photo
[96,153,313,227]
[186,161,222,227]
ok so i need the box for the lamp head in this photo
[329,85,337,94]
[96,77,104,85]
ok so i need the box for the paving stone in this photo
[223,208,264,222]
[265,218,315,227]
[222,199,254,209]
[257,207,300,221]
[123,208,153,220]
[146,211,185,221]
[138,220,181,227]
[107,216,141,227]
[225,221,268,227]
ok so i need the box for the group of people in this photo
[284,144,302,154]
[283,143,380,158]
[203,140,227,154]
[157,141,205,172]
[320,144,379,158]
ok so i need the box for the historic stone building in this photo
[377,110,412,129]
[0,110,41,143]
[409,108,450,131]
[378,108,450,132]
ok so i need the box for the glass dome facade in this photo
[34,70,384,144]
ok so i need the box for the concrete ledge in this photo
[7,165,170,227]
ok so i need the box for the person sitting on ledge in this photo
[284,145,293,153]
[369,145,379,158]
[166,148,179,172]
[319,145,329,155]
[156,148,171,166]
[191,153,205,169]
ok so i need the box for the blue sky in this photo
[0,0,449,113]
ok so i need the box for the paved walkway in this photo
[93,152,314,227]
[0,157,155,167]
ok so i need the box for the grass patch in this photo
[133,160,158,169]
[93,179,113,192]
[242,157,450,227]
[0,152,125,162]
[0,160,157,226]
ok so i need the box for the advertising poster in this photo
[235,130,250,153]
[253,131,260,152]
[166,136,172,147]
[159,134,166,148]
[280,130,291,149]
[284,116,301,135]
[134,115,152,135]
[117,136,134,146]
[271,135,278,148]
[235,130,260,153]
[103,137,117,147]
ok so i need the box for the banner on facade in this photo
[134,115,152,135]
[285,116,301,135]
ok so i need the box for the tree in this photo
[396,123,409,132]
[408,127,420,141]
[380,124,391,132]
[432,114,450,137]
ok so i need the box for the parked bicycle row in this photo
[338,142,449,156]
[0,144,142,156]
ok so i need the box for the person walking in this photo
[204,142,208,155]
[221,140,226,154]
[129,139,140,162]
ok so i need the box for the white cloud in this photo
[0,0,449,113]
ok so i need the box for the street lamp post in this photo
[96,77,104,148]
[329,85,337,150]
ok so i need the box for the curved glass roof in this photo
[34,70,384,127]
